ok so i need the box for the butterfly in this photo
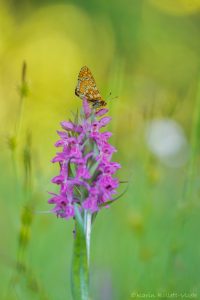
[75,66,107,108]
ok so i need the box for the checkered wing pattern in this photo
[75,66,106,108]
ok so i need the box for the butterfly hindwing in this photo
[75,66,106,108]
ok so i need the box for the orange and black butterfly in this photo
[75,66,107,108]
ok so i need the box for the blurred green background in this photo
[1,0,200,299]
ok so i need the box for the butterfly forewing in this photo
[75,66,106,108]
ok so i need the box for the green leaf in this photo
[69,162,76,177]
[99,183,129,208]
[71,205,89,300]
[74,204,84,231]
[89,160,100,178]
[93,141,99,157]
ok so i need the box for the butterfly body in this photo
[75,66,107,108]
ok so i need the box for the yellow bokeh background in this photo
[0,0,200,299]
[150,0,200,15]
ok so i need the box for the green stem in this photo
[84,211,92,266]
[71,208,91,300]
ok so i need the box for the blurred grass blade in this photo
[183,75,200,201]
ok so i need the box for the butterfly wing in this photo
[75,66,105,105]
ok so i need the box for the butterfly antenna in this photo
[106,91,118,101]
[111,95,118,101]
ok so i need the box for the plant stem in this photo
[84,211,92,266]
[71,208,91,300]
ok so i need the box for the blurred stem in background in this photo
[7,61,29,189]
[5,63,49,300]
[164,75,200,289]
[17,132,33,269]
[183,73,200,203]
[16,61,29,141]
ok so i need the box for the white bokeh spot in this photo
[145,119,189,167]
